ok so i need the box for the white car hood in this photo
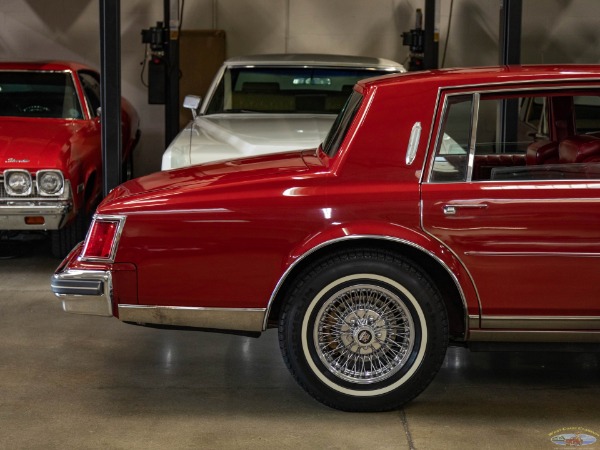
[162,113,336,169]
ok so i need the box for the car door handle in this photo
[443,203,488,215]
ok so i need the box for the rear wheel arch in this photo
[267,237,467,341]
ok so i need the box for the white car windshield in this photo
[205,67,391,115]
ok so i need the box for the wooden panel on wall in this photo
[179,30,226,129]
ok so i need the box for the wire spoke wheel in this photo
[314,284,415,384]
[279,250,449,412]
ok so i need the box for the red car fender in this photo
[265,220,480,330]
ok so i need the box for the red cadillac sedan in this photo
[52,65,600,411]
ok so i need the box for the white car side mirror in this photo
[183,95,202,120]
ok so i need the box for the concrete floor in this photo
[1,239,599,450]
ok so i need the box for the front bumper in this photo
[51,244,113,316]
[0,200,71,230]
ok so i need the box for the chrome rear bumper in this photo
[51,269,113,316]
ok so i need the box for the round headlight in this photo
[5,170,32,196]
[37,170,64,196]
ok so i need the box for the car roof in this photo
[0,61,94,72]
[223,53,405,72]
[358,65,600,91]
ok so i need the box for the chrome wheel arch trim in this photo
[263,234,469,332]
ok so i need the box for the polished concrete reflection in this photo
[1,240,599,449]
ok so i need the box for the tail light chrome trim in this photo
[79,214,126,263]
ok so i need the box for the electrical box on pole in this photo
[401,0,439,71]
[141,0,180,147]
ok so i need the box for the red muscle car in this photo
[0,61,139,257]
[52,65,600,411]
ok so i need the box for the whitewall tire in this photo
[279,249,448,411]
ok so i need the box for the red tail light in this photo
[81,216,125,261]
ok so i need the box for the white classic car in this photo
[161,54,405,169]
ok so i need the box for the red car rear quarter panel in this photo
[341,78,439,181]
[115,177,435,310]
[115,179,329,309]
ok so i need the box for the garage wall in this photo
[1,0,599,177]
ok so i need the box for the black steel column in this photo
[99,0,122,196]
[497,0,522,152]
[164,0,180,146]
[423,0,439,70]
[499,0,522,65]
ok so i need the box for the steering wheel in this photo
[22,105,51,113]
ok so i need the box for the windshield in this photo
[322,91,363,157]
[205,67,388,115]
[0,71,83,119]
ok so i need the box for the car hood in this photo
[0,117,85,170]
[103,150,324,212]
[161,113,335,169]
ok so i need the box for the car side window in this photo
[430,90,600,182]
[79,71,101,117]
[430,95,473,182]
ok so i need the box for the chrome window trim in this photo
[424,82,600,184]
[436,79,600,93]
[425,93,475,183]
[447,178,600,185]
[420,91,450,184]
[465,93,480,182]
[79,214,127,263]
[263,235,470,332]
[118,305,266,333]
